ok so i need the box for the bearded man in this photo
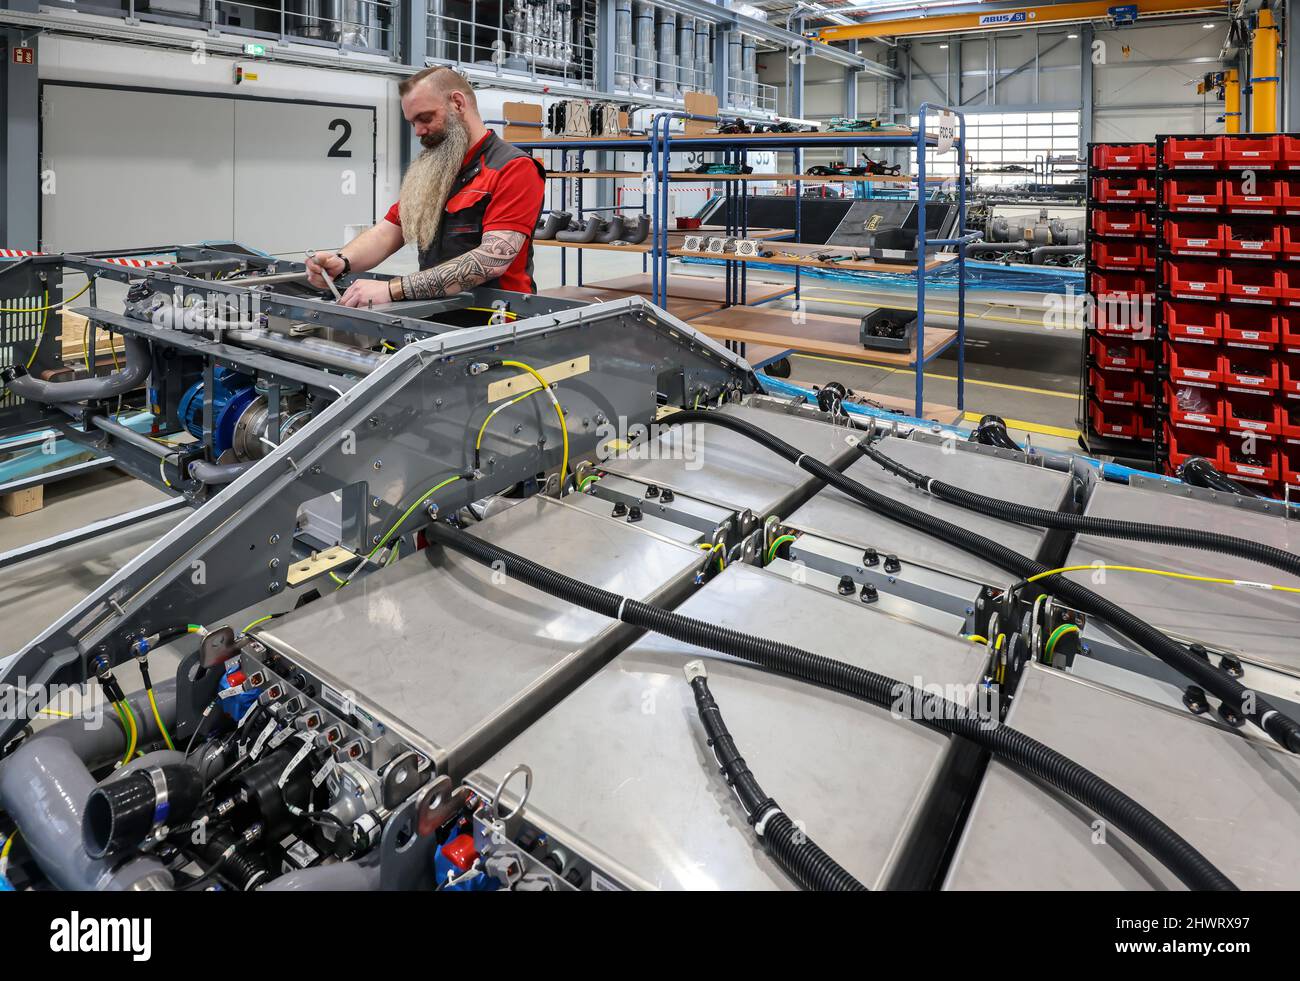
[307,66,546,307]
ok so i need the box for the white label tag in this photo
[250,719,278,759]
[936,112,956,155]
[269,726,295,749]
[312,759,336,788]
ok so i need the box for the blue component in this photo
[178,367,256,456]
[0,874,12,891]
[218,669,259,723]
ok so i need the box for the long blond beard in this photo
[398,118,471,249]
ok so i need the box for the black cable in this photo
[662,409,1300,755]
[687,663,867,891]
[424,520,1236,891]
[856,439,1300,580]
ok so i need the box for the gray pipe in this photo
[233,329,387,375]
[189,459,255,485]
[65,408,174,461]
[18,679,179,772]
[260,860,381,891]
[0,736,172,890]
[3,335,150,404]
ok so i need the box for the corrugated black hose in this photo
[856,439,1300,580]
[424,520,1236,891]
[686,660,867,890]
[662,409,1300,756]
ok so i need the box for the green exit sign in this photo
[243,43,266,56]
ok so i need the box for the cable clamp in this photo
[794,453,807,469]
[925,478,935,494]
[616,596,628,622]
[1259,710,1277,730]
[752,803,780,837]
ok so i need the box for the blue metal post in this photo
[956,110,967,414]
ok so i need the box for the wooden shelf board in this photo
[585,273,794,306]
[533,239,651,253]
[519,128,916,147]
[533,228,793,253]
[539,285,723,322]
[686,305,956,368]
[543,170,941,183]
[671,245,951,274]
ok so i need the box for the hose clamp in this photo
[752,802,780,836]
[146,766,170,829]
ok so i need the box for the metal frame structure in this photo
[0,244,758,749]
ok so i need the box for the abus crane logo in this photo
[49,912,152,961]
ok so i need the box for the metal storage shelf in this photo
[514,106,970,419]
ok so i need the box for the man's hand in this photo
[305,251,347,290]
[339,278,398,308]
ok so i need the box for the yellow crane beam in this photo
[809,0,1224,42]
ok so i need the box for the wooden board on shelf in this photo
[670,243,953,274]
[686,305,956,368]
[61,310,125,361]
[539,285,723,322]
[532,228,793,254]
[586,273,794,306]
[503,101,544,143]
[517,128,916,147]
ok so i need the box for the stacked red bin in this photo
[1156,133,1300,496]
[1085,143,1158,453]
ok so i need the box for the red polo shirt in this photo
[384,133,545,293]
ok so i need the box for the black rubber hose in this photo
[83,763,203,858]
[425,520,1236,891]
[662,409,1300,755]
[1181,456,1257,497]
[687,665,867,890]
[857,440,1300,581]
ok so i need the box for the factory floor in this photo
[1,250,1084,653]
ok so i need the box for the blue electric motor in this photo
[177,368,257,457]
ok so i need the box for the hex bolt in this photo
[269,534,281,545]
[1182,685,1207,715]
[268,582,281,593]
[1218,653,1243,677]
[269,558,280,570]
[372,497,381,509]
[373,460,383,470]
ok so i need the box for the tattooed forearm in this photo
[398,230,526,299]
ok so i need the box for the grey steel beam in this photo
[1287,0,1299,131]
[1,13,40,251]
[1081,25,1093,147]
[0,498,189,572]
[844,39,859,119]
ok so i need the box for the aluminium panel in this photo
[785,436,1074,587]
[467,563,989,890]
[257,496,706,780]
[944,664,1300,890]
[1066,481,1300,674]
[601,402,862,518]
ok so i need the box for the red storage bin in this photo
[1091,240,1147,270]
[1283,225,1300,256]
[1089,402,1146,441]
[1094,294,1154,337]
[1167,259,1224,298]
[1166,177,1223,211]
[1090,335,1151,371]
[1282,178,1300,214]
[1164,300,1222,343]
[1282,401,1300,440]
[1164,218,1224,255]
[1283,353,1300,395]
[1281,267,1300,304]
[1225,265,1282,301]
[1164,423,1221,474]
[1092,209,1150,236]
[1165,382,1224,430]
[1093,177,1153,203]
[1225,175,1282,212]
[1223,220,1281,258]
[1090,270,1153,300]
[1090,367,1147,405]
[1219,442,1280,482]
[1222,306,1279,348]
[1166,340,1224,385]
[1164,136,1222,168]
[1223,348,1280,391]
[1285,136,1300,170]
[1093,144,1151,170]
[1282,310,1300,350]
[1224,390,1283,438]
[1281,444,1300,490]
[1222,135,1282,167]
